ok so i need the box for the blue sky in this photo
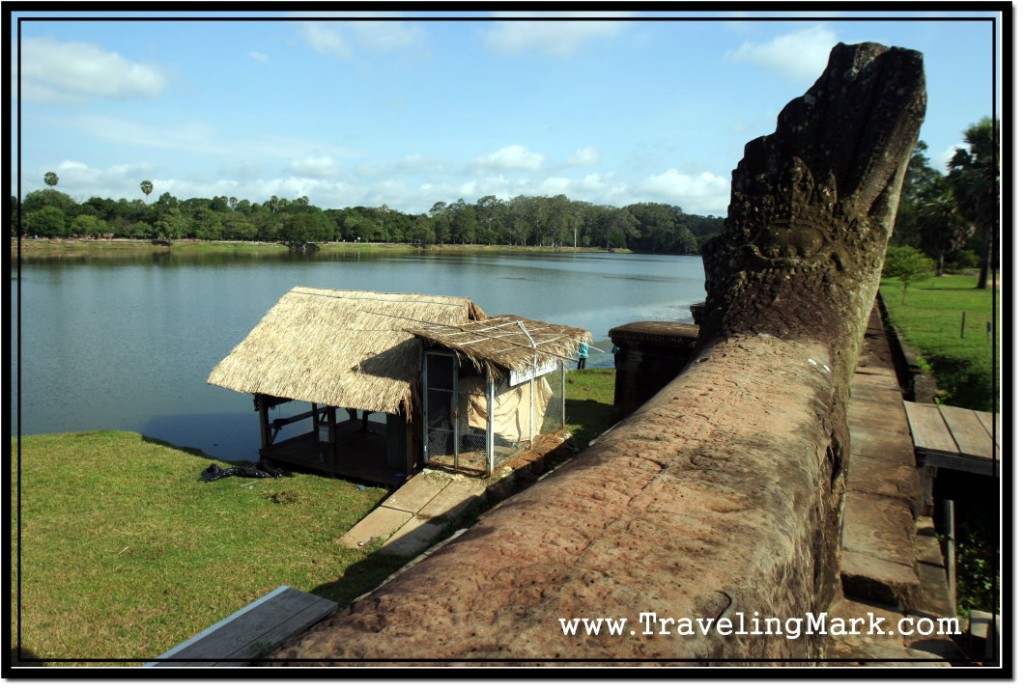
[11,8,1001,217]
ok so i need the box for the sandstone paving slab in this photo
[847,429,920,504]
[337,505,413,549]
[825,596,950,666]
[848,394,913,431]
[378,516,449,558]
[417,476,489,520]
[382,472,452,513]
[848,422,916,465]
[841,492,920,609]
[338,472,489,553]
[911,518,957,621]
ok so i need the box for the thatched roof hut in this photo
[207,288,486,416]
[407,316,591,382]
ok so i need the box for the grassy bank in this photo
[11,431,395,664]
[878,273,999,412]
[11,370,617,665]
[11,238,289,260]
[564,368,617,447]
[11,238,627,261]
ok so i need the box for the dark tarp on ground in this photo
[200,460,284,482]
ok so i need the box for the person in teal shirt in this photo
[577,341,590,370]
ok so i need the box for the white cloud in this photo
[537,177,572,195]
[578,172,623,194]
[302,22,353,59]
[74,114,221,153]
[353,20,424,52]
[29,145,736,216]
[286,155,338,178]
[725,25,837,83]
[636,169,731,215]
[20,36,168,103]
[937,145,959,170]
[24,159,158,200]
[474,145,546,171]
[483,13,632,57]
[567,147,600,167]
[248,51,269,63]
[69,114,360,168]
[51,160,103,187]
[300,20,423,60]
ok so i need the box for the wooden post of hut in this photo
[256,394,272,450]
[318,405,337,467]
[561,361,566,429]
[486,373,495,475]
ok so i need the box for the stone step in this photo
[840,492,921,610]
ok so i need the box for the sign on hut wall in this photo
[508,360,560,387]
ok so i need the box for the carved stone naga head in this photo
[701,42,926,345]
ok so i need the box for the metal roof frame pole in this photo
[561,361,566,430]
[486,370,495,476]
[452,352,459,471]
[421,349,429,465]
[529,377,535,447]
[516,320,538,448]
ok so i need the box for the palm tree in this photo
[918,180,968,276]
[948,118,999,289]
[44,171,59,188]
[140,180,154,200]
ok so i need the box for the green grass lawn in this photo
[11,431,397,664]
[878,273,999,411]
[564,368,617,447]
[11,370,618,665]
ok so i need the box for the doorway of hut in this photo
[254,395,415,488]
[421,349,563,477]
[424,351,492,476]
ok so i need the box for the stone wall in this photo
[609,321,700,420]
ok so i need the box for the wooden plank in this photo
[210,598,338,666]
[921,451,998,478]
[939,405,996,461]
[974,409,994,437]
[148,586,337,666]
[148,585,292,665]
[903,402,958,455]
[974,410,1001,460]
[157,588,336,665]
[176,588,332,659]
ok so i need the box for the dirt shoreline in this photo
[11,237,632,260]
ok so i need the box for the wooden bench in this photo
[903,401,1000,477]
[146,586,337,667]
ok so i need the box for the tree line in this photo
[14,117,996,270]
[11,182,725,255]
[887,117,999,290]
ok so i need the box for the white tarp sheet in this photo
[458,375,553,443]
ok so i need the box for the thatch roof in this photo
[207,288,486,416]
[407,316,591,380]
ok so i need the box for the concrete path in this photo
[338,469,489,557]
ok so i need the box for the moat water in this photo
[12,250,706,461]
